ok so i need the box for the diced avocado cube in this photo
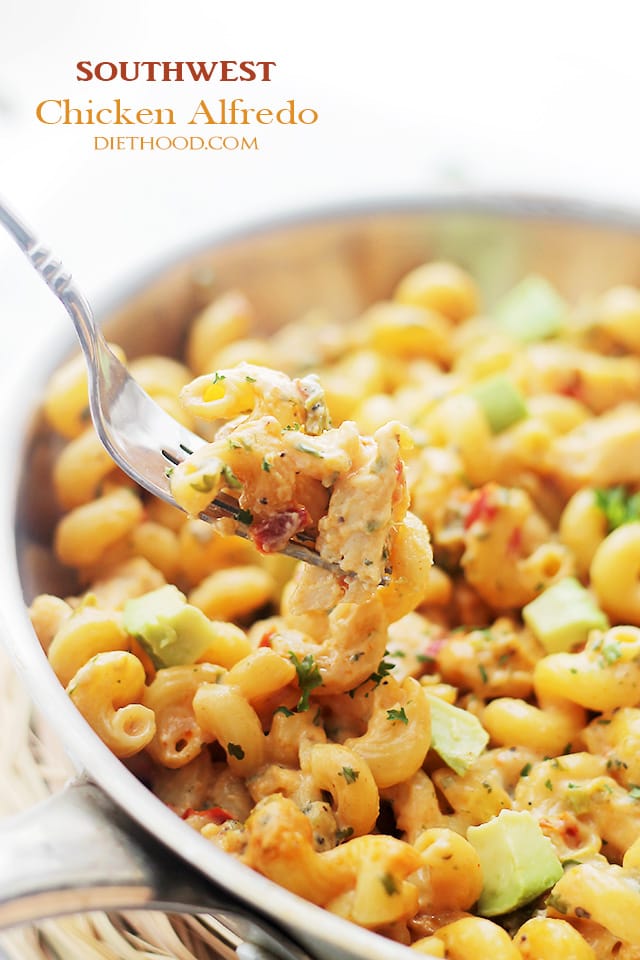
[523,577,609,654]
[427,695,489,775]
[123,584,218,668]
[495,274,567,342]
[470,373,528,433]
[467,809,563,916]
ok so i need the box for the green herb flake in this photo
[416,653,433,664]
[380,872,399,896]
[295,441,324,458]
[594,486,640,533]
[478,664,489,684]
[289,652,323,711]
[386,707,409,725]
[245,374,257,383]
[370,657,395,687]
[335,826,354,842]
[339,766,360,785]
[221,464,242,490]
[212,372,226,384]
[273,705,295,718]
[227,742,245,760]
[601,641,623,665]
[164,466,174,479]
[629,785,640,800]
[520,763,532,778]
[261,457,271,472]
[544,778,554,791]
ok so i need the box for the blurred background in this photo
[1,0,640,385]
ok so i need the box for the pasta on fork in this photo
[29,260,640,958]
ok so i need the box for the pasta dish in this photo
[28,260,640,958]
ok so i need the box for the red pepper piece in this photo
[181,805,236,824]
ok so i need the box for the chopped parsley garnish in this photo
[164,466,174,479]
[370,656,395,687]
[478,664,489,684]
[338,766,360,784]
[601,641,622,665]
[227,742,245,760]
[520,763,532,778]
[386,707,409,725]
[415,653,433,664]
[335,826,354,842]
[273,705,295,718]
[245,374,257,382]
[594,485,640,533]
[289,652,322,711]
[380,872,399,895]
[261,457,271,472]
[212,372,226,384]
[544,779,554,791]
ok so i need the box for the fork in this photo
[0,199,330,571]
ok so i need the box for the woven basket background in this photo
[0,644,225,960]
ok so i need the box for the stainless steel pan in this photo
[2,197,640,960]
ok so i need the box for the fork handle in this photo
[0,777,312,960]
[0,198,103,366]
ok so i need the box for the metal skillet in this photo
[1,196,640,960]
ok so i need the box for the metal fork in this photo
[0,199,328,570]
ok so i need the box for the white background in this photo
[1,0,640,388]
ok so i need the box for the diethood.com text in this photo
[76,61,277,82]
[36,99,317,126]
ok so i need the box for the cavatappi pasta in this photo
[30,263,640,958]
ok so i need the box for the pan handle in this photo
[0,777,312,960]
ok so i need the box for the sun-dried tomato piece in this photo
[252,506,311,553]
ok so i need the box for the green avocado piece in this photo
[495,274,567,342]
[470,373,528,434]
[427,695,489,775]
[522,577,609,654]
[123,584,217,668]
[467,809,563,916]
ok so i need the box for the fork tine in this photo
[0,197,336,575]
[0,192,341,573]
